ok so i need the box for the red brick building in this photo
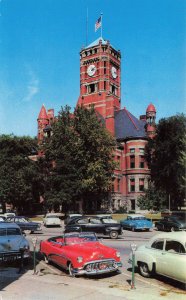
[37,37,156,212]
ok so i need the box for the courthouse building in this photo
[37,37,156,212]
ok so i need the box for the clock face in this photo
[111,66,117,79]
[87,64,96,76]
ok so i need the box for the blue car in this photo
[120,214,153,231]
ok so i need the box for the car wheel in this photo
[139,262,151,278]
[68,262,75,277]
[109,231,119,239]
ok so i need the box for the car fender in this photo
[135,251,156,272]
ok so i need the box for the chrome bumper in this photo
[73,259,122,276]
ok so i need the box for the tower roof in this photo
[38,104,48,119]
[115,108,147,140]
[146,103,156,113]
[84,37,116,50]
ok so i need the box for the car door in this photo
[48,241,66,266]
[149,238,166,274]
[87,218,103,234]
[162,239,186,282]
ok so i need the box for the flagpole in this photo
[86,7,88,46]
[101,13,103,38]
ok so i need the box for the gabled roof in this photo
[115,108,147,140]
[38,104,48,119]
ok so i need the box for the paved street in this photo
[0,222,185,300]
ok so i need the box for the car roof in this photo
[0,222,20,229]
[150,232,186,243]
[127,214,145,218]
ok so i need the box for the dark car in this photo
[6,216,42,234]
[64,216,123,239]
[64,214,83,225]
[155,213,186,232]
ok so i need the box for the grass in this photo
[112,213,161,222]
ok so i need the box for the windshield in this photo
[64,232,97,245]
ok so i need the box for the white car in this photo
[129,232,186,284]
[43,214,61,227]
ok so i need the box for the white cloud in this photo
[22,69,39,102]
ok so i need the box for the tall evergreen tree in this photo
[44,105,116,212]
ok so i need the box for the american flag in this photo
[95,17,102,32]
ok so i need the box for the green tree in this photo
[137,184,166,211]
[0,134,43,213]
[44,105,116,212]
[145,114,186,209]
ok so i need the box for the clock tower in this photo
[77,37,121,134]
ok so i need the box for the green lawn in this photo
[112,213,161,222]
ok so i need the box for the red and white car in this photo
[40,232,122,276]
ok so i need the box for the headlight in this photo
[116,251,120,258]
[77,256,83,263]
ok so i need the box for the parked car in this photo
[0,215,7,222]
[0,222,30,262]
[6,216,42,234]
[64,216,123,239]
[40,231,122,276]
[129,232,186,284]
[155,214,186,232]
[64,214,83,225]
[120,214,153,231]
[3,212,16,218]
[43,214,61,227]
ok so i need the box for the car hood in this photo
[65,242,118,262]
[0,236,29,252]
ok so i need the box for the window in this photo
[104,61,106,74]
[130,148,135,153]
[139,178,145,191]
[104,81,106,90]
[88,83,97,94]
[139,155,145,168]
[130,155,135,168]
[139,148,144,154]
[117,178,120,192]
[165,240,185,253]
[77,218,89,224]
[110,85,117,95]
[130,179,135,192]
[90,218,101,224]
[151,239,164,250]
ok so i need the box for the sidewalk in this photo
[0,263,185,300]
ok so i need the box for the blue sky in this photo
[0,0,185,137]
